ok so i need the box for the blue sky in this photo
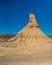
[0,0,52,35]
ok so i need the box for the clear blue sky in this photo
[0,0,52,35]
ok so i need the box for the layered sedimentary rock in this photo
[8,12,51,43]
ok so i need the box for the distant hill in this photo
[0,34,15,39]
[48,35,52,39]
[0,34,16,42]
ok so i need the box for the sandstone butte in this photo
[0,12,52,56]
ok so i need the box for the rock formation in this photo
[8,12,51,43]
[0,12,52,56]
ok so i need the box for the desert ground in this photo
[0,34,52,65]
[0,49,52,65]
[0,35,52,65]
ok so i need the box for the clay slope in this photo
[8,12,51,43]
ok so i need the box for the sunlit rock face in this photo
[29,12,38,27]
[8,12,51,43]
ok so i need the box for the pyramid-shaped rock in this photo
[8,12,51,43]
